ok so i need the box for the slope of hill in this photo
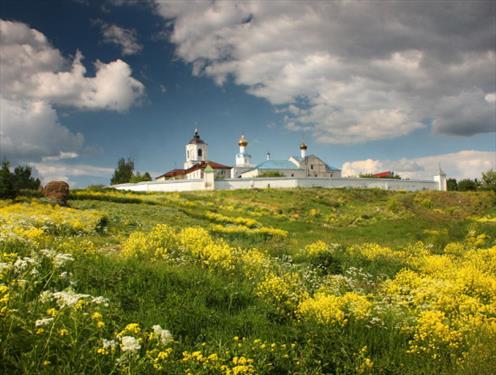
[1,188,495,374]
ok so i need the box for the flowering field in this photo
[1,189,495,374]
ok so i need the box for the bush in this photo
[457,179,479,191]
[480,169,496,192]
[446,178,458,191]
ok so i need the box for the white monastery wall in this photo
[114,177,439,193]
[141,130,443,194]
[113,179,205,192]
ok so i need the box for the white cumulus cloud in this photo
[99,22,143,56]
[0,97,84,161]
[342,150,496,180]
[42,151,80,162]
[30,162,114,186]
[156,1,496,143]
[0,19,144,164]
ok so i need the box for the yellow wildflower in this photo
[58,328,69,337]
[91,312,103,321]
[47,308,58,317]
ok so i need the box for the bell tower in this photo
[184,129,208,169]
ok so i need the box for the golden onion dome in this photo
[238,135,248,146]
[300,142,308,150]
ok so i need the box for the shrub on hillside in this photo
[447,178,458,191]
[457,179,479,191]
[480,169,496,192]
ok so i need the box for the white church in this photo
[156,129,342,181]
[155,129,232,181]
[115,129,447,193]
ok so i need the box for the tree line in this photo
[1,157,495,198]
[110,158,152,185]
[447,169,496,192]
[0,161,41,199]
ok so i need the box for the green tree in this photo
[457,178,478,192]
[13,165,41,191]
[480,169,496,192]
[142,172,152,181]
[129,171,152,183]
[446,178,458,191]
[111,158,134,185]
[0,161,17,199]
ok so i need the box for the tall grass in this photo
[1,189,495,374]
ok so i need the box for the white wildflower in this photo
[35,318,53,327]
[120,336,141,352]
[152,325,173,345]
[0,262,12,273]
[103,339,117,349]
[40,249,56,258]
[53,253,74,267]
[39,290,54,303]
[52,290,90,307]
[13,257,38,271]
[91,296,109,306]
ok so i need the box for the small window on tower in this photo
[198,149,203,158]
[310,165,314,170]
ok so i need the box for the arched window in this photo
[198,149,203,158]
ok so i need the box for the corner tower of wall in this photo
[433,167,447,191]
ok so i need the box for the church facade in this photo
[156,130,342,181]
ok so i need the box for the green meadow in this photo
[1,188,495,374]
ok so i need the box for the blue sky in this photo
[1,0,495,186]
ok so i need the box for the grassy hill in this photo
[1,188,495,374]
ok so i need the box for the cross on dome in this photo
[189,128,205,144]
